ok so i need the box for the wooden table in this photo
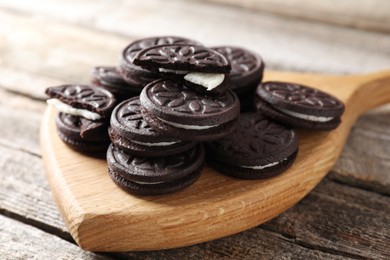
[0,0,389,258]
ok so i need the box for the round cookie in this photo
[109,97,197,157]
[45,84,116,119]
[56,113,110,153]
[255,82,345,130]
[107,144,204,195]
[120,36,202,89]
[133,44,231,95]
[211,46,264,111]
[206,113,298,179]
[140,79,240,141]
[91,66,141,100]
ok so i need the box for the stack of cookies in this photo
[45,35,345,196]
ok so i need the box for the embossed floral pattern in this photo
[115,98,156,134]
[211,114,295,157]
[124,36,201,61]
[147,80,235,115]
[47,84,115,111]
[264,83,344,109]
[213,47,258,77]
[136,45,229,70]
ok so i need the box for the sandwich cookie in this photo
[107,144,204,195]
[109,97,197,157]
[255,82,345,130]
[56,113,110,152]
[45,84,116,152]
[206,113,298,179]
[133,44,231,95]
[120,36,202,89]
[211,46,264,111]
[91,66,140,100]
[140,79,240,141]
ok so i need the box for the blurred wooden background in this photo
[0,0,389,259]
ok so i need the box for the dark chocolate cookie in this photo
[120,36,202,89]
[255,82,345,130]
[206,113,298,179]
[56,113,110,153]
[140,79,240,141]
[107,144,204,195]
[109,97,197,157]
[91,66,141,99]
[134,44,231,73]
[212,46,264,111]
[212,46,264,94]
[46,84,116,118]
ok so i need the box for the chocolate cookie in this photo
[45,84,116,119]
[140,79,240,141]
[206,113,298,179]
[120,36,202,89]
[255,82,345,130]
[56,113,110,153]
[133,44,231,95]
[46,84,116,153]
[212,46,264,111]
[91,66,140,100]
[107,144,204,195]
[109,97,197,157]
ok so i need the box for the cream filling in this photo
[131,140,179,147]
[158,68,189,74]
[157,117,219,130]
[47,99,102,120]
[184,72,225,91]
[240,158,287,170]
[158,68,224,91]
[277,108,334,122]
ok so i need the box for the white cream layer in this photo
[157,117,219,130]
[158,68,224,91]
[240,158,287,170]
[131,140,179,147]
[158,68,189,74]
[47,99,102,120]
[277,108,334,122]
[184,72,225,91]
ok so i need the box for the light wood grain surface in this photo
[0,0,389,258]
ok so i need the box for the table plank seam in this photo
[0,207,73,243]
[259,225,367,260]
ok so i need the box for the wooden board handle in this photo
[349,70,390,115]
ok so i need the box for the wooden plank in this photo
[0,145,67,232]
[200,0,390,33]
[0,105,42,155]
[332,104,390,195]
[264,178,390,260]
[0,2,389,78]
[0,215,107,259]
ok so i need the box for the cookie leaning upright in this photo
[140,79,240,141]
[211,46,264,111]
[206,113,298,179]
[255,82,345,130]
[91,66,140,101]
[133,44,231,96]
[45,84,116,152]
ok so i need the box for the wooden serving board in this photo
[40,70,390,252]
